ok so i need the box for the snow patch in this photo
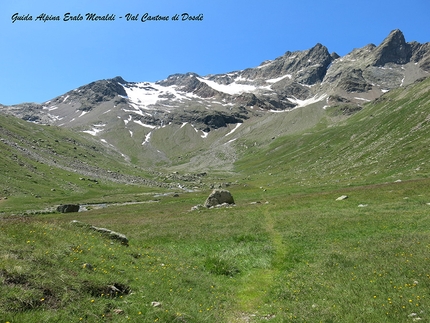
[47,114,63,121]
[122,108,147,117]
[287,94,327,108]
[300,83,315,88]
[43,106,58,111]
[142,132,152,145]
[78,110,89,118]
[122,82,191,110]
[82,124,105,136]
[266,74,292,83]
[124,115,132,125]
[257,61,273,69]
[225,123,242,136]
[82,123,106,136]
[225,138,237,144]
[197,77,257,95]
[134,120,157,129]
[354,97,371,102]
[269,109,287,113]
[82,129,101,136]
[201,131,209,138]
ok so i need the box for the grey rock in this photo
[191,204,204,211]
[204,189,235,208]
[418,53,430,71]
[57,204,80,213]
[336,195,348,201]
[109,231,129,245]
[338,69,372,93]
[91,227,112,235]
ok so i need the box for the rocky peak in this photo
[51,77,128,111]
[157,73,201,87]
[291,43,333,85]
[331,52,340,60]
[306,43,330,59]
[111,76,128,85]
[373,29,412,66]
[237,43,333,87]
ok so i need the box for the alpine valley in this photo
[2,29,430,174]
[2,29,430,323]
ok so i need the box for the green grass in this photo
[2,178,430,322]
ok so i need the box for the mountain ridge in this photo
[1,29,429,170]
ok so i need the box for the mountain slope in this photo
[236,76,430,189]
[0,114,178,211]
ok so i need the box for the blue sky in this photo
[1,0,429,105]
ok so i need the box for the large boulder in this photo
[57,204,80,213]
[204,189,235,208]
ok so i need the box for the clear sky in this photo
[1,0,429,105]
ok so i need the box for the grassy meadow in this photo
[2,177,430,322]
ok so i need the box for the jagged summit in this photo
[373,29,412,66]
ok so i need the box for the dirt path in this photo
[229,204,286,322]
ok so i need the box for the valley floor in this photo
[2,177,430,322]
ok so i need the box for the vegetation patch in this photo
[204,256,240,277]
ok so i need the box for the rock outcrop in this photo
[70,220,129,245]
